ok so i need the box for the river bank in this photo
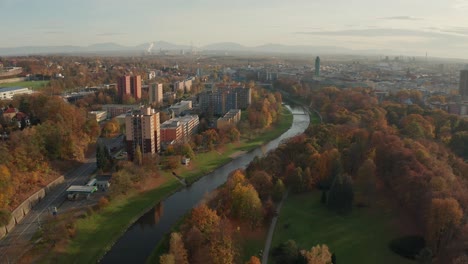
[99,106,309,263]
[41,106,294,263]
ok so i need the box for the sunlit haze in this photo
[1,0,468,58]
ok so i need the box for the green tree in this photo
[96,142,109,170]
[272,179,285,202]
[231,183,263,228]
[327,174,354,214]
[355,159,376,206]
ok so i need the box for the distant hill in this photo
[0,41,393,56]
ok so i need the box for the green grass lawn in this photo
[0,80,49,90]
[270,192,414,264]
[45,175,181,264]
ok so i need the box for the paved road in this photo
[262,189,290,264]
[0,157,97,264]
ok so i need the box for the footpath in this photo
[262,189,290,264]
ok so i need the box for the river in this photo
[100,106,310,263]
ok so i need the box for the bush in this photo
[389,235,425,259]
[0,209,11,227]
[98,197,110,209]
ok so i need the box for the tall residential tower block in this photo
[118,75,142,100]
[125,106,160,160]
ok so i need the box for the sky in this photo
[1,0,468,58]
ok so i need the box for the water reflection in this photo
[137,202,164,229]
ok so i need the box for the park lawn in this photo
[0,80,49,90]
[270,192,414,264]
[239,225,268,262]
[46,174,182,264]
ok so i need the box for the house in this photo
[96,175,112,191]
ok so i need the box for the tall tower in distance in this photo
[315,56,321,77]
[460,69,468,99]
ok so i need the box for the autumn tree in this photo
[169,232,188,264]
[355,159,376,207]
[101,118,120,138]
[427,198,463,254]
[301,244,333,264]
[245,256,261,264]
[231,183,263,228]
[249,170,273,200]
[186,204,220,237]
[0,165,13,209]
[159,254,175,264]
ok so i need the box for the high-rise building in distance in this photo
[118,75,141,100]
[460,70,468,99]
[315,56,321,77]
[149,83,163,105]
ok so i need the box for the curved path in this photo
[262,189,289,264]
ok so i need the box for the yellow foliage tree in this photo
[427,198,463,254]
[301,244,332,264]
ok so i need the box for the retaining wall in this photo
[0,176,64,240]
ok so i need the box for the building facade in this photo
[125,106,160,160]
[149,83,163,105]
[0,87,33,100]
[460,70,468,99]
[102,104,140,119]
[160,115,199,144]
[118,75,142,100]
[217,109,241,129]
[169,100,193,116]
[199,86,251,116]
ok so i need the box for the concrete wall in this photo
[0,176,64,240]
[0,77,26,84]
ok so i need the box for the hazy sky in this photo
[1,0,468,58]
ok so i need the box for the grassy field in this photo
[0,80,49,90]
[270,192,414,264]
[45,174,181,264]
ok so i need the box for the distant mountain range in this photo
[0,41,392,56]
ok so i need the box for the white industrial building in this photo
[0,87,33,100]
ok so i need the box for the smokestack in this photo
[147,42,154,53]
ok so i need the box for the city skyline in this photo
[1,0,468,58]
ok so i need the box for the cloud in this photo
[440,27,468,36]
[453,0,468,9]
[96,32,126,37]
[295,28,468,39]
[44,31,64,35]
[379,16,422,21]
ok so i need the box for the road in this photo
[0,157,97,264]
